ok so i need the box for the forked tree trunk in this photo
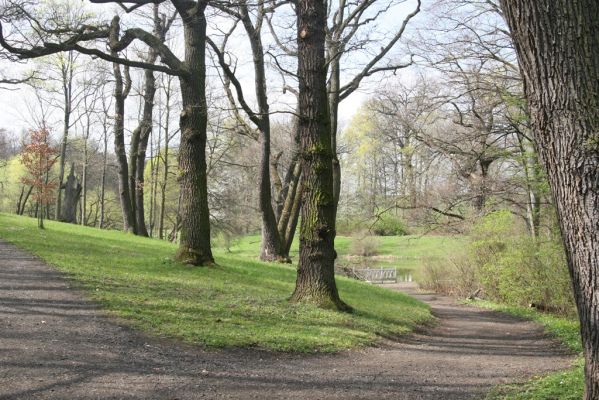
[500,1,599,397]
[290,0,349,311]
[55,52,75,221]
[131,61,156,238]
[112,58,135,233]
[174,4,214,266]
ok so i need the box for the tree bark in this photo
[290,0,349,311]
[130,61,155,238]
[244,17,285,262]
[174,2,214,265]
[327,49,342,217]
[112,57,136,233]
[159,77,172,240]
[99,118,108,229]
[62,162,81,223]
[55,51,75,221]
[499,1,599,397]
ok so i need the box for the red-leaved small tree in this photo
[20,128,58,228]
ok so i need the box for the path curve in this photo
[0,241,573,399]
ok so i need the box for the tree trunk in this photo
[328,53,342,218]
[128,124,140,232]
[174,4,214,265]
[62,163,81,223]
[112,60,136,233]
[54,52,75,221]
[290,0,349,311]
[130,58,156,238]
[500,1,599,397]
[81,126,89,226]
[99,123,108,229]
[282,175,302,256]
[159,76,173,240]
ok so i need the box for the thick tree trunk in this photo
[500,1,599,397]
[290,0,349,310]
[174,6,214,265]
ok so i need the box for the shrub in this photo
[418,210,575,315]
[350,231,381,256]
[419,253,478,298]
[371,213,408,236]
[470,211,574,314]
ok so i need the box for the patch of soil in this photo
[0,241,573,399]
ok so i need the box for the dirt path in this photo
[0,240,573,399]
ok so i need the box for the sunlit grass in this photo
[0,213,432,352]
[224,233,465,272]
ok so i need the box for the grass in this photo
[0,213,433,353]
[471,300,584,400]
[223,233,464,272]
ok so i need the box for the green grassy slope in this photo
[226,234,464,271]
[0,213,432,352]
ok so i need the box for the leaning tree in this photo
[499,0,599,397]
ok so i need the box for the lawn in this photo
[224,233,464,272]
[0,213,433,352]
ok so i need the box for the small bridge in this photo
[352,267,398,284]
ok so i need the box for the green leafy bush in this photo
[371,213,409,236]
[336,213,408,236]
[419,210,575,315]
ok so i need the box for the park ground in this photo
[0,213,583,399]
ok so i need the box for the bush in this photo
[419,253,478,298]
[350,231,381,256]
[418,210,575,315]
[371,213,408,236]
[471,211,574,314]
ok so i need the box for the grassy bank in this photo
[224,233,464,271]
[0,213,432,352]
[473,300,583,400]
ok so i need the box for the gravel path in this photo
[0,240,574,399]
